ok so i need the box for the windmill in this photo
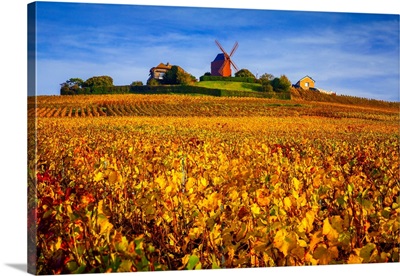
[211,40,239,77]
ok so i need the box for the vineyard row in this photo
[28,103,397,121]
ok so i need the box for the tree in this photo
[271,75,291,93]
[234,68,256,79]
[162,66,195,85]
[83,76,113,87]
[60,84,72,95]
[66,78,84,88]
[261,82,274,92]
[259,73,274,82]
[60,78,84,95]
[278,75,292,92]
[259,73,275,92]
[177,70,196,85]
[162,66,179,84]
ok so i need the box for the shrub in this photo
[131,81,143,86]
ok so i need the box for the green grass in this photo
[194,81,262,92]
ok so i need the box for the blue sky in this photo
[33,2,399,101]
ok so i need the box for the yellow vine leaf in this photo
[283,197,292,210]
[213,176,224,185]
[155,176,167,189]
[313,244,338,265]
[298,239,307,247]
[273,229,297,257]
[185,177,196,192]
[305,252,319,265]
[292,177,300,190]
[323,218,339,242]
[298,210,315,233]
[53,236,62,251]
[291,245,305,260]
[199,177,208,188]
[309,230,323,252]
[230,190,239,202]
[251,203,261,215]
[348,254,363,264]
[94,172,104,182]
[162,212,173,223]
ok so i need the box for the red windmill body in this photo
[211,40,239,77]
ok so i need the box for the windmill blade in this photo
[229,41,239,57]
[230,59,239,72]
[215,40,228,56]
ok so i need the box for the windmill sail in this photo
[211,40,239,77]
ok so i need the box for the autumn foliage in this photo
[28,94,399,274]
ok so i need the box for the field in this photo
[28,94,399,274]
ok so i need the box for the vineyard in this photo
[28,94,399,274]
[28,94,397,120]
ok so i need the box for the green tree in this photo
[60,78,84,95]
[162,66,179,84]
[177,70,196,85]
[234,68,256,79]
[271,75,291,93]
[259,73,274,82]
[261,82,274,92]
[83,76,113,87]
[259,73,274,92]
[278,75,292,92]
[66,78,84,87]
[162,66,195,85]
[60,83,72,95]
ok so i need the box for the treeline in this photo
[60,82,289,99]
[60,76,115,95]
[60,75,290,99]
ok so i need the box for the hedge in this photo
[128,85,221,96]
[199,75,257,83]
[60,84,290,99]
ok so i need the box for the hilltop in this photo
[194,80,398,110]
[194,80,262,92]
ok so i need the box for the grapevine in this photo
[28,94,399,274]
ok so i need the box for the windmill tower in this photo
[211,40,239,77]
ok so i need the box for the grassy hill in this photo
[194,81,262,92]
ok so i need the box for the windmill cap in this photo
[213,53,225,61]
